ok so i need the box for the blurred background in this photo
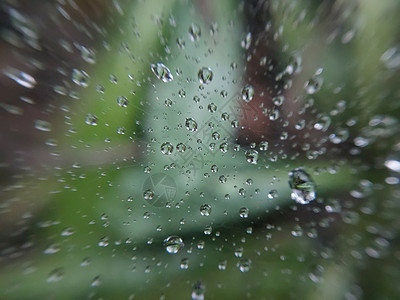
[0,0,399,299]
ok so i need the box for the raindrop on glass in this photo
[198,67,213,84]
[245,149,259,164]
[241,85,255,102]
[288,168,316,204]
[189,23,201,41]
[200,204,211,216]
[161,142,174,155]
[117,96,129,107]
[151,63,174,82]
[164,236,184,254]
[185,118,198,132]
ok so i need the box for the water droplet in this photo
[34,120,52,132]
[291,224,303,237]
[91,275,102,287]
[269,109,279,121]
[259,141,269,151]
[314,115,331,131]
[198,67,213,84]
[241,85,254,102]
[204,225,212,235]
[268,189,278,199]
[286,54,302,75]
[161,142,174,155]
[151,63,174,82]
[208,103,217,112]
[180,258,189,269]
[234,247,243,257]
[239,207,249,218]
[185,118,198,132]
[117,127,125,135]
[191,281,205,300]
[237,258,251,272]
[80,46,96,64]
[61,227,74,236]
[189,23,201,41]
[47,268,64,283]
[219,175,227,183]
[72,69,89,87]
[218,260,227,271]
[241,32,252,50]
[245,149,259,164]
[288,168,316,204]
[329,128,349,144]
[220,142,229,153]
[176,37,185,49]
[200,204,211,216]
[272,95,285,106]
[4,68,36,88]
[117,96,128,107]
[305,73,323,94]
[176,143,186,153]
[164,235,184,254]
[143,189,154,200]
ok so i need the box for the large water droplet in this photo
[245,149,259,164]
[164,235,184,254]
[85,114,98,126]
[200,204,211,216]
[160,142,173,155]
[185,118,198,132]
[198,67,213,84]
[241,85,254,102]
[151,63,174,82]
[288,168,316,204]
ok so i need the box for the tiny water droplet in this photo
[288,168,316,204]
[164,235,184,254]
[198,67,213,84]
[151,63,174,82]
